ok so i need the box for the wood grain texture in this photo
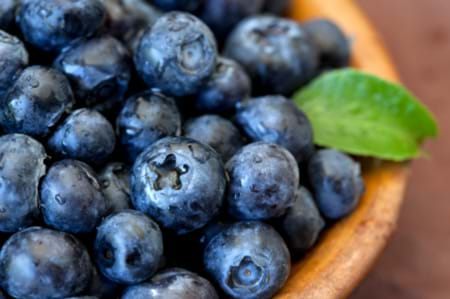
[275,1,409,298]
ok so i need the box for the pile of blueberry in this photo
[0,0,365,298]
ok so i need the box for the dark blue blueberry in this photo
[0,134,46,233]
[226,142,299,220]
[199,0,264,42]
[85,267,121,299]
[0,0,16,30]
[0,66,74,137]
[236,95,314,163]
[131,137,226,234]
[263,0,290,15]
[54,36,131,111]
[98,163,131,215]
[0,227,93,299]
[94,210,164,284]
[0,31,28,99]
[47,109,116,165]
[194,57,251,115]
[275,187,325,257]
[134,12,218,97]
[40,160,107,234]
[308,149,365,219]
[304,19,351,70]
[122,268,219,299]
[116,90,181,162]
[204,221,290,299]
[184,115,244,162]
[18,0,106,52]
[151,0,203,12]
[224,15,318,95]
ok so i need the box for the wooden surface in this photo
[275,1,409,298]
[350,1,450,298]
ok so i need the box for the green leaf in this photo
[293,68,438,161]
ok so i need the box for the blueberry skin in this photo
[0,227,93,299]
[236,95,314,163]
[0,0,16,30]
[122,268,219,299]
[199,0,264,42]
[0,31,29,99]
[184,115,244,162]
[40,160,107,234]
[48,109,116,165]
[151,0,203,12]
[98,163,131,215]
[226,142,299,220]
[204,221,291,299]
[263,0,290,15]
[131,137,226,234]
[135,12,218,97]
[116,90,181,162]
[54,36,131,111]
[0,66,75,137]
[18,0,106,52]
[275,187,325,257]
[308,149,365,219]
[224,15,318,95]
[304,19,351,70]
[194,57,251,115]
[94,210,164,284]
[0,134,46,233]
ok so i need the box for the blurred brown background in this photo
[350,0,450,298]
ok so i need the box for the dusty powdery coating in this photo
[18,0,106,52]
[135,12,218,97]
[0,134,46,233]
[94,210,164,284]
[0,66,75,138]
[99,162,132,215]
[308,149,365,219]
[40,160,107,234]
[204,221,291,299]
[116,90,182,162]
[0,30,28,98]
[235,95,315,163]
[0,227,93,299]
[122,268,219,299]
[47,109,116,165]
[224,15,318,95]
[131,137,226,234]
[226,142,299,220]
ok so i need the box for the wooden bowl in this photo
[274,1,410,298]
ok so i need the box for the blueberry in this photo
[263,0,290,15]
[54,36,131,111]
[85,267,121,299]
[116,90,181,162]
[0,66,74,137]
[204,221,290,299]
[47,109,116,165]
[122,268,219,299]
[0,227,93,299]
[184,115,244,162]
[0,31,29,99]
[198,0,264,42]
[135,12,218,97]
[18,0,106,52]
[94,210,164,284]
[224,15,318,95]
[308,149,365,219]
[0,134,46,233]
[98,163,131,215]
[275,187,325,257]
[194,57,251,115]
[131,137,226,234]
[0,0,16,30]
[235,95,314,163]
[151,0,203,12]
[304,19,351,70]
[226,142,299,220]
[40,160,107,234]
